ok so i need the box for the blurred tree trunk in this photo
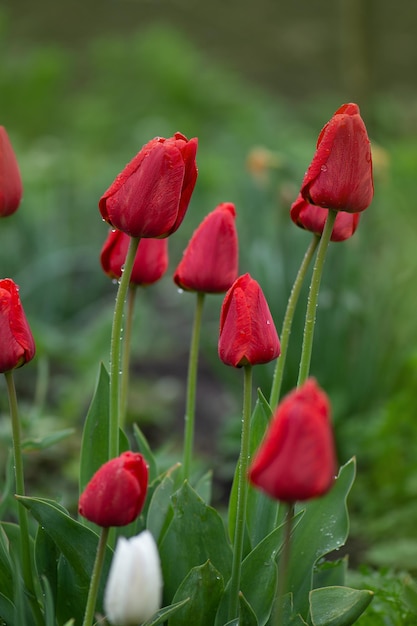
[339,0,377,131]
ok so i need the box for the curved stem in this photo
[5,371,43,626]
[269,235,320,410]
[182,291,205,481]
[119,283,138,428]
[82,526,110,626]
[109,237,140,459]
[297,210,337,386]
[228,364,253,621]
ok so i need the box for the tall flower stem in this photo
[5,371,43,626]
[119,283,138,428]
[228,364,253,621]
[82,526,110,626]
[273,502,295,626]
[182,291,205,481]
[297,210,337,386]
[109,236,140,459]
[269,235,320,410]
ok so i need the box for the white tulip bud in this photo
[104,530,163,625]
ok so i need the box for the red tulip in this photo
[173,202,238,293]
[79,451,148,527]
[0,279,35,373]
[99,133,198,238]
[248,378,337,502]
[300,103,373,213]
[0,127,23,217]
[101,229,169,286]
[218,273,280,368]
[290,193,360,242]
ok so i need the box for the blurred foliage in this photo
[1,5,417,586]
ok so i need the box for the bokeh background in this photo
[2,0,417,613]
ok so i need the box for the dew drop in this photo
[266,320,270,325]
[320,164,328,172]
[177,288,184,294]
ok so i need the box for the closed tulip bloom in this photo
[0,126,23,217]
[0,279,35,373]
[104,531,162,626]
[173,202,238,293]
[248,378,337,502]
[100,229,168,286]
[99,132,198,238]
[301,103,373,213]
[78,451,148,527]
[218,273,280,367]
[290,193,360,242]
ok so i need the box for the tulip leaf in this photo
[309,586,374,626]
[159,481,232,603]
[18,496,113,618]
[168,560,224,626]
[79,362,110,495]
[194,470,213,505]
[246,390,279,549]
[141,598,190,626]
[0,452,16,519]
[146,463,183,544]
[0,524,14,602]
[287,458,356,619]
[34,524,60,605]
[238,592,259,626]
[22,428,75,451]
[0,592,15,625]
[133,422,158,481]
[313,557,348,590]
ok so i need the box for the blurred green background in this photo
[2,0,417,602]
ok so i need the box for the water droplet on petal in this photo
[320,164,328,172]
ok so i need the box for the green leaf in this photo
[168,561,224,626]
[246,390,279,549]
[35,524,60,605]
[309,586,374,626]
[238,591,259,626]
[0,451,14,519]
[0,525,14,602]
[141,599,191,626]
[18,496,113,617]
[0,592,15,625]
[40,575,56,626]
[146,464,183,544]
[313,557,348,590]
[22,428,75,451]
[159,481,232,603]
[194,470,213,505]
[133,422,158,481]
[79,362,110,496]
[287,458,356,619]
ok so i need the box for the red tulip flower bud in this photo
[290,193,360,242]
[0,279,35,373]
[173,202,238,293]
[300,103,374,213]
[79,451,148,527]
[0,126,23,217]
[99,133,198,238]
[248,378,337,502]
[218,273,280,368]
[100,229,169,286]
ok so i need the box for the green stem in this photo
[119,283,138,428]
[5,371,43,626]
[297,210,337,386]
[82,526,110,626]
[269,235,320,410]
[109,236,140,459]
[228,364,253,621]
[273,502,295,626]
[182,291,205,481]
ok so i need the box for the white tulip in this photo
[104,530,163,626]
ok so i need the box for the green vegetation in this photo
[1,7,417,621]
